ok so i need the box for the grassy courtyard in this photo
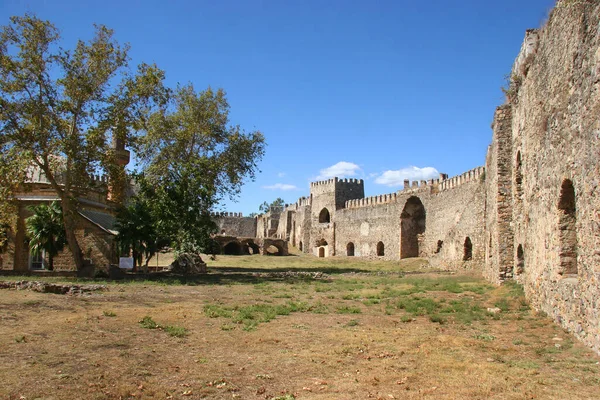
[1,253,598,399]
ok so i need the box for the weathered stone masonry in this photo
[249,1,600,354]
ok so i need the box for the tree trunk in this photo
[48,253,54,271]
[61,196,84,271]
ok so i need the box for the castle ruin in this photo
[220,1,600,353]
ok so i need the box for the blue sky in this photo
[2,0,556,215]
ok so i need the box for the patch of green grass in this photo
[400,315,413,323]
[429,314,446,324]
[396,296,440,316]
[510,360,539,369]
[310,301,330,314]
[103,310,117,317]
[164,325,188,338]
[363,298,381,305]
[139,316,159,329]
[494,298,511,312]
[345,319,360,327]
[474,333,496,341]
[14,335,27,343]
[336,306,362,314]
[204,301,311,330]
[221,324,235,331]
[342,293,360,300]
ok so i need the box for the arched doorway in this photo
[558,179,577,275]
[435,240,443,254]
[400,196,426,258]
[463,237,472,261]
[516,244,524,275]
[243,241,260,255]
[299,241,303,251]
[316,239,327,258]
[319,208,331,223]
[223,241,242,255]
[346,242,355,256]
[376,241,384,256]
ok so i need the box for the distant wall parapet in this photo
[310,177,364,188]
[211,212,246,218]
[437,167,485,191]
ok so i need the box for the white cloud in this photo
[277,172,286,178]
[374,166,440,187]
[316,161,362,180]
[262,183,299,191]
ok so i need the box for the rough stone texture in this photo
[212,235,289,256]
[168,253,207,274]
[0,280,108,295]
[1,183,118,274]
[482,0,600,353]
[212,213,257,237]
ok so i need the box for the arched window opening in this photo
[347,242,355,257]
[265,245,282,256]
[515,151,523,198]
[299,241,303,251]
[319,208,331,223]
[558,179,577,275]
[243,241,260,255]
[463,237,473,261]
[400,196,426,258]
[376,241,385,257]
[318,247,325,258]
[488,234,492,258]
[223,241,242,255]
[435,240,443,254]
[516,244,525,275]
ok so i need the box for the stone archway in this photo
[558,179,577,275]
[223,241,242,255]
[346,242,355,257]
[400,196,426,258]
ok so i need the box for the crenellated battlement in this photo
[310,177,364,188]
[211,212,246,218]
[289,196,312,211]
[345,192,398,209]
[437,166,485,191]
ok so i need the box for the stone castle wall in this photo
[484,0,600,353]
[213,213,257,238]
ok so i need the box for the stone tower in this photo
[107,135,130,205]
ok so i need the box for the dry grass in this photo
[1,254,598,399]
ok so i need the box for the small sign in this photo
[119,257,134,269]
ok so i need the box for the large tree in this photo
[136,84,265,254]
[0,15,168,270]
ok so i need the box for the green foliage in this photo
[0,14,168,269]
[164,325,188,338]
[135,84,265,254]
[139,316,159,329]
[336,306,362,314]
[25,201,66,270]
[103,310,117,317]
[115,178,170,270]
[259,197,285,213]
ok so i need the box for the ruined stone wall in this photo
[494,0,600,353]
[484,105,515,283]
[333,172,485,264]
[213,213,257,238]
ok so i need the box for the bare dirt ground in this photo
[1,253,599,399]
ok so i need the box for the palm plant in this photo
[25,201,66,271]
